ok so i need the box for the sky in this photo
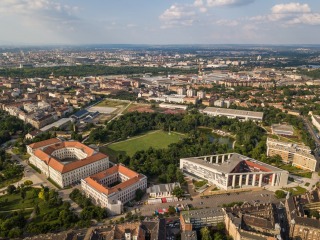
[0,0,320,45]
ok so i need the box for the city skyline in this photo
[0,0,320,45]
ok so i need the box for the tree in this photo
[216,222,226,232]
[275,190,286,199]
[172,186,184,199]
[200,227,212,240]
[135,188,145,201]
[24,180,33,186]
[7,228,23,238]
[168,206,176,215]
[20,188,26,200]
[34,204,40,216]
[7,185,16,194]
[38,189,49,201]
[214,232,224,240]
[310,210,320,219]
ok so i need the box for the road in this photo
[107,101,132,123]
[301,116,320,147]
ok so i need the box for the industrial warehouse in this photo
[202,107,264,122]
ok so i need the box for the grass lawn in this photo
[284,186,307,196]
[0,176,23,189]
[277,164,312,178]
[0,188,40,212]
[193,180,208,189]
[97,100,128,108]
[102,130,184,157]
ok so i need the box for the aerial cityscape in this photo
[1,1,320,240]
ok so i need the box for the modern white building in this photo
[214,99,231,108]
[148,94,186,104]
[81,164,147,215]
[177,87,186,95]
[180,153,288,190]
[197,91,206,100]
[159,103,187,110]
[27,138,109,188]
[186,89,196,97]
[147,182,180,199]
[203,107,263,122]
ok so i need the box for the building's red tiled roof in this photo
[84,165,145,195]
[31,139,108,174]
[91,165,139,180]
[43,141,95,156]
[28,138,62,149]
[245,160,272,172]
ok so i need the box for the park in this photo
[102,130,184,157]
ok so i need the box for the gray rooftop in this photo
[40,118,72,132]
[240,231,269,240]
[203,107,264,119]
[181,153,285,174]
[267,138,315,160]
[147,182,180,194]
[271,124,294,134]
[181,208,224,223]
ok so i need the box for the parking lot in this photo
[137,189,278,216]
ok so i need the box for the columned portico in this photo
[252,174,256,186]
[271,173,276,186]
[232,175,236,188]
[180,153,289,191]
[246,174,250,185]
[259,174,263,187]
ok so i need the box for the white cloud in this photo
[249,2,320,26]
[0,0,78,15]
[194,0,204,7]
[271,3,310,14]
[159,4,196,28]
[287,13,320,25]
[206,0,254,7]
[215,19,239,26]
[194,0,208,12]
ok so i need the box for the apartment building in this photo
[267,138,318,171]
[285,188,320,240]
[180,208,225,231]
[224,202,280,240]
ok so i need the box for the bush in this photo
[6,185,16,194]
[24,180,33,186]
[275,190,286,199]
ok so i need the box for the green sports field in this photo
[103,130,184,157]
